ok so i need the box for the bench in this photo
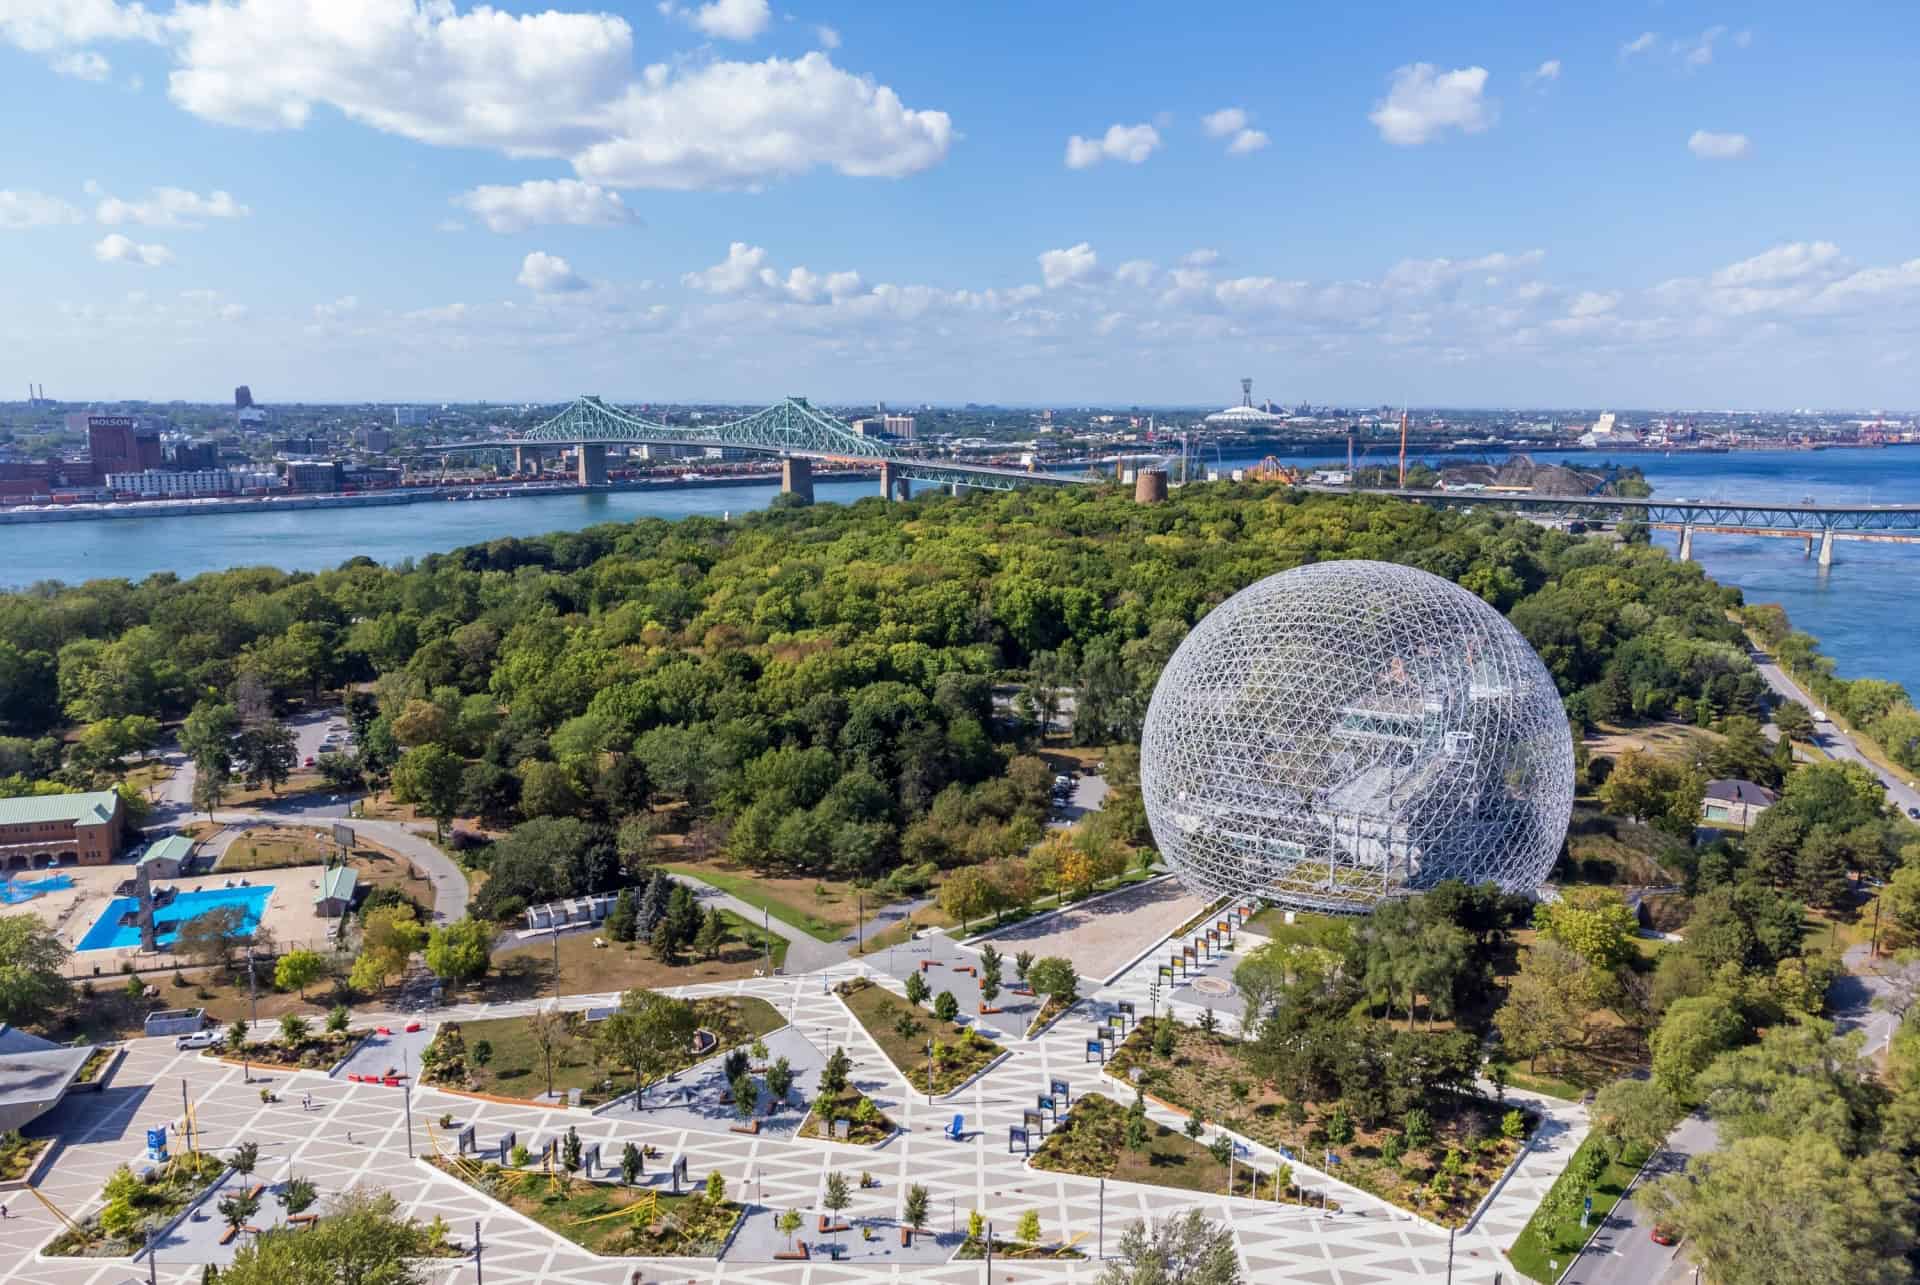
[728,1120,759,1135]
[817,1215,850,1233]
[218,1226,238,1245]
[246,1183,265,1200]
[286,1213,319,1227]
[773,1243,809,1261]
[900,1226,913,1246]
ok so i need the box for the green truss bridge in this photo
[426,395,1089,500]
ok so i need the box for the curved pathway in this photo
[663,870,929,974]
[215,807,470,924]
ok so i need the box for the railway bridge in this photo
[1307,485,1920,566]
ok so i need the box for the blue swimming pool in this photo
[0,874,73,904]
[75,886,272,952]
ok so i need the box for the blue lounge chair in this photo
[944,1114,965,1141]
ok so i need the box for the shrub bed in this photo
[835,977,1001,1096]
[45,1153,228,1257]
[1107,1017,1531,1224]
[426,1158,738,1256]
[1029,1092,1312,1203]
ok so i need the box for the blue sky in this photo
[1,0,1916,409]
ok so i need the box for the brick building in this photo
[0,790,125,870]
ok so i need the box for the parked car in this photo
[1650,1224,1681,1247]
[303,756,315,767]
[176,1030,221,1050]
[1907,806,1920,820]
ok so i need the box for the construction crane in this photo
[1398,409,1409,488]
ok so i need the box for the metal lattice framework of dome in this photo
[1140,560,1574,912]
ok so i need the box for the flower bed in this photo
[426,1158,739,1256]
[0,1130,51,1182]
[44,1152,228,1257]
[834,977,1002,1096]
[1106,1017,1531,1225]
[206,1028,367,1072]
[1024,995,1074,1039]
[956,1234,1088,1260]
[797,1087,896,1146]
[1029,1092,1311,1203]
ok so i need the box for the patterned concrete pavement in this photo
[3,939,1579,1284]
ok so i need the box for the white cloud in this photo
[681,242,863,303]
[0,0,164,55]
[1530,59,1561,82]
[1712,242,1841,289]
[1063,123,1160,169]
[1678,26,1727,68]
[1201,108,1267,155]
[1733,29,1753,49]
[1180,249,1220,268]
[0,189,82,230]
[659,0,769,41]
[1687,130,1750,160]
[1114,259,1156,288]
[44,3,952,192]
[576,54,952,189]
[94,186,249,227]
[1201,107,1248,137]
[1567,291,1619,318]
[52,50,111,79]
[312,295,359,320]
[93,232,173,265]
[1621,32,1658,57]
[1038,242,1099,288]
[516,250,588,293]
[453,179,638,234]
[1369,64,1493,146]
[814,24,839,49]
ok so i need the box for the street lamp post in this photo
[1098,1176,1104,1258]
[550,925,562,999]
[473,1218,484,1285]
[925,1039,934,1105]
[243,948,259,1083]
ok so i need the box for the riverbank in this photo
[0,468,882,525]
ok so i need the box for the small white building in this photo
[524,893,618,933]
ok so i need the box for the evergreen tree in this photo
[665,883,700,950]
[606,888,637,943]
[636,871,671,939]
[694,907,727,960]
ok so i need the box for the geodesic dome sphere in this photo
[1140,560,1573,912]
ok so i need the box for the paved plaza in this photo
[968,876,1208,984]
[0,898,1587,1285]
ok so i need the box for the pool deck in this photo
[63,865,339,963]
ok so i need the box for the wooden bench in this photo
[728,1120,759,1135]
[817,1215,850,1234]
[246,1184,265,1200]
[900,1226,913,1246]
[218,1226,238,1245]
[773,1243,809,1261]
[286,1213,319,1227]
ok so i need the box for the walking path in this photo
[664,871,928,975]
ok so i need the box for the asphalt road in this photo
[1563,1111,1719,1285]
[1750,646,1920,817]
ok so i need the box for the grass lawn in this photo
[659,860,859,943]
[123,759,173,795]
[1030,1093,1311,1204]
[835,977,1002,1095]
[1109,1018,1530,1225]
[1507,1136,1649,1283]
[429,995,785,1105]
[217,825,338,871]
[483,912,787,1005]
[427,1159,739,1256]
[48,961,350,1044]
[1244,905,1346,943]
[1560,807,1685,886]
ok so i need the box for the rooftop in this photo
[316,865,358,903]
[139,834,194,866]
[0,789,120,829]
[1704,778,1777,806]
[0,1042,95,1134]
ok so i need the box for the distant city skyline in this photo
[1,2,1916,407]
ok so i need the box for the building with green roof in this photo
[0,788,124,870]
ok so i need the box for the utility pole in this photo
[145,1227,157,1285]
[763,907,771,975]
[856,887,864,955]
[1398,409,1409,488]
[1446,1226,1455,1283]
[1872,891,1884,957]
[550,925,561,999]
[244,948,258,1083]
[1098,1176,1104,1258]
[473,1219,484,1285]
[180,1079,193,1154]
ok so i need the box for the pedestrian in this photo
[1,1202,10,1219]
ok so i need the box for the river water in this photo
[3,448,1917,698]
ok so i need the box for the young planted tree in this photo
[820,1047,851,1096]
[525,1005,569,1101]
[277,1175,317,1216]
[561,1126,582,1173]
[1016,1207,1042,1247]
[822,1171,851,1244]
[620,1141,642,1185]
[904,969,930,1008]
[933,990,960,1023]
[776,1208,803,1250]
[694,907,728,961]
[766,1056,794,1105]
[218,1191,262,1236]
[731,1070,759,1121]
[904,1183,930,1231]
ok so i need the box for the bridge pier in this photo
[1804,533,1815,558]
[1819,528,1835,567]
[1677,525,1694,562]
[948,481,962,498]
[879,462,910,502]
[781,456,814,503]
[513,445,533,475]
[577,443,607,486]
